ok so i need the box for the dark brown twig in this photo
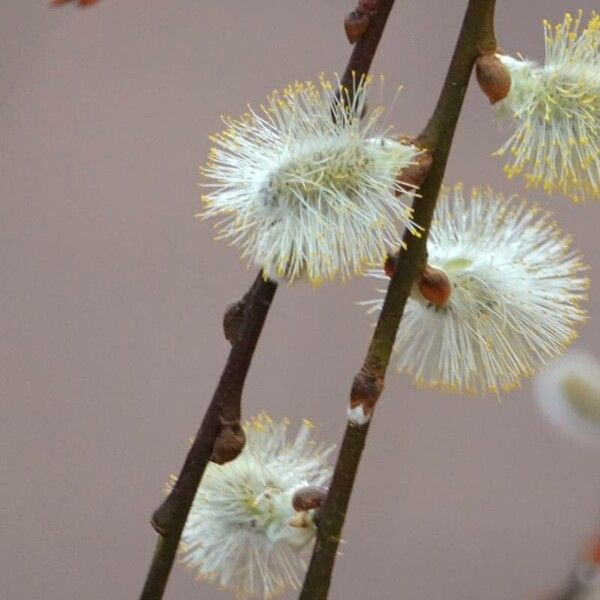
[140,273,277,599]
[340,0,396,91]
[139,1,400,597]
[300,1,498,597]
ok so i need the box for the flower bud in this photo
[344,10,370,44]
[211,421,246,465]
[349,371,384,419]
[292,486,327,512]
[476,54,512,105]
[223,298,246,344]
[418,264,452,307]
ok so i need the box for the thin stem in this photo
[340,0,397,91]
[139,1,399,597]
[140,273,277,599]
[300,1,497,598]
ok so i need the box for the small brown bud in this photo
[223,298,246,344]
[211,420,246,465]
[292,486,327,512]
[418,264,452,307]
[350,371,384,417]
[384,253,398,278]
[396,151,433,191]
[344,10,370,44]
[475,54,511,105]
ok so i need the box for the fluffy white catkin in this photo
[200,75,421,283]
[363,185,588,394]
[175,414,334,599]
[496,12,600,202]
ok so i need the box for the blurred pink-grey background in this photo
[2,1,599,599]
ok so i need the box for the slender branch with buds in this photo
[47,1,598,599]
[139,1,400,598]
[140,273,277,599]
[300,1,498,597]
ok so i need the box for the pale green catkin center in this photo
[266,142,372,208]
[442,257,473,273]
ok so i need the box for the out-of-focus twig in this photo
[50,0,101,8]
[549,535,600,600]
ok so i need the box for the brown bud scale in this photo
[350,371,384,416]
[292,486,328,512]
[344,10,370,44]
[223,298,246,344]
[418,265,452,307]
[211,421,246,465]
[475,54,511,105]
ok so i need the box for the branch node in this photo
[151,504,173,537]
[349,371,384,422]
[417,264,452,308]
[475,53,511,104]
[292,486,328,512]
[344,10,370,44]
[210,417,246,465]
[223,298,246,344]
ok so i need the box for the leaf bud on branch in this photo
[475,52,511,104]
[344,0,380,43]
[417,264,452,308]
[348,371,384,425]
[210,417,246,465]
[223,298,246,344]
